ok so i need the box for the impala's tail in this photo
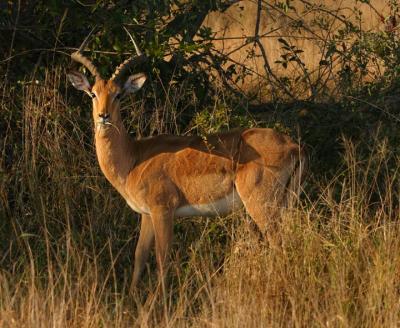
[285,146,307,207]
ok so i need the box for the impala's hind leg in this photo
[235,163,289,235]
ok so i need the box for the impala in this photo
[67,31,306,290]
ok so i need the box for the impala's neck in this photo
[94,116,134,194]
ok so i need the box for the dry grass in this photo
[1,69,400,327]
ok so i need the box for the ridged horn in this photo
[71,27,100,78]
[110,26,146,86]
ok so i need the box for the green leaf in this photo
[113,44,122,52]
[278,38,290,47]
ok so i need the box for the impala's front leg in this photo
[150,206,174,290]
[131,213,154,291]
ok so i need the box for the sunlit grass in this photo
[1,70,399,327]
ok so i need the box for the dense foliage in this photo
[1,1,233,92]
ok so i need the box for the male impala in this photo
[67,32,306,289]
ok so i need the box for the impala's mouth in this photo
[97,119,111,125]
[96,120,112,131]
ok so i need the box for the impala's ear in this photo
[67,71,91,93]
[123,73,146,94]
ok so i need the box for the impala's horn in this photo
[71,27,100,78]
[110,26,146,86]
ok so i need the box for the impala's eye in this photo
[90,92,96,99]
[115,93,122,101]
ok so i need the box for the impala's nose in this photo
[99,113,110,119]
[98,113,110,125]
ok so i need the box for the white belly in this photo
[174,190,243,217]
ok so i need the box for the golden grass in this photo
[1,70,399,327]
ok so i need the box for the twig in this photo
[254,0,262,47]
[253,0,295,99]
[4,0,21,84]
[0,48,140,64]
[52,8,69,63]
